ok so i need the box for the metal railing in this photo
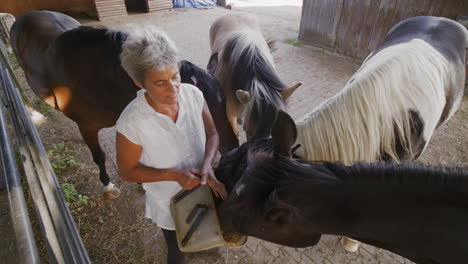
[0,40,90,263]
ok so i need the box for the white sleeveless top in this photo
[116,84,206,230]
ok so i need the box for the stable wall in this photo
[299,0,468,61]
[1,0,96,18]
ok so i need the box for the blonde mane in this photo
[295,39,451,164]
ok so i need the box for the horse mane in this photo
[221,30,286,113]
[56,26,128,55]
[54,26,136,88]
[324,162,468,185]
[246,150,468,188]
[245,151,339,186]
[295,39,450,163]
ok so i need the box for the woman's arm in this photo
[116,132,201,189]
[200,101,219,183]
[200,101,227,199]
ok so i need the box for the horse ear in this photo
[235,90,251,105]
[281,82,302,100]
[207,52,218,75]
[272,111,297,157]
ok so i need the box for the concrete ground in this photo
[75,2,467,263]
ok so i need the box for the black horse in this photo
[216,111,468,264]
[10,11,237,198]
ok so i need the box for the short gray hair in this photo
[120,25,178,84]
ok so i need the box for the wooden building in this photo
[1,0,97,18]
[1,0,172,21]
[299,0,468,61]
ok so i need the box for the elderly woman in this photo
[116,26,227,263]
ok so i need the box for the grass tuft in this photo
[286,39,300,46]
[47,142,78,174]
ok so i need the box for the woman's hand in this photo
[201,166,228,200]
[174,169,201,190]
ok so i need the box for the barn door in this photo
[299,0,345,50]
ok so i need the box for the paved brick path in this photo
[90,4,414,264]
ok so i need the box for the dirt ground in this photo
[4,3,468,264]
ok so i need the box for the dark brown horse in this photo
[10,11,237,198]
[216,111,468,264]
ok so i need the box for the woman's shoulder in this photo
[180,83,205,114]
[117,90,146,124]
[180,83,202,96]
[180,83,204,105]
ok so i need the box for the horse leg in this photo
[78,125,121,199]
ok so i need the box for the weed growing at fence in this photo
[47,142,78,174]
[79,220,93,233]
[32,98,52,116]
[7,51,19,71]
[62,183,89,206]
[286,39,300,46]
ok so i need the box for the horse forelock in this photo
[296,39,451,163]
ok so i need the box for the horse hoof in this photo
[103,183,121,200]
[223,233,247,248]
[340,237,360,253]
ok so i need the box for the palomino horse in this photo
[208,13,301,140]
[215,111,468,264]
[10,11,237,198]
[220,16,468,252]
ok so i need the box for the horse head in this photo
[209,13,302,140]
[216,111,322,247]
[236,82,302,140]
[216,111,468,263]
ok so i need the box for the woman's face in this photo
[138,64,181,106]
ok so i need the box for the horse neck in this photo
[294,91,387,164]
[284,162,468,240]
[295,39,450,163]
